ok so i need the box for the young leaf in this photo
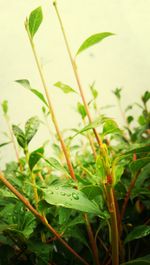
[90,82,98,99]
[77,102,86,119]
[124,225,150,244]
[102,119,122,136]
[54,81,77,94]
[1,100,8,115]
[15,79,48,107]
[76,32,114,56]
[12,125,26,148]
[29,147,44,171]
[96,156,106,183]
[25,116,40,144]
[142,91,150,104]
[112,87,122,100]
[28,6,43,39]
[42,186,101,215]
[113,165,124,186]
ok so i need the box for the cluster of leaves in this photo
[0,5,150,265]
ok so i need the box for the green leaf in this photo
[113,165,124,185]
[124,145,150,156]
[25,116,40,144]
[130,158,150,174]
[77,102,86,119]
[12,125,26,148]
[112,87,122,100]
[96,156,106,183]
[121,255,150,265]
[127,115,134,124]
[102,119,122,136]
[90,82,98,99]
[43,157,70,177]
[42,186,101,215]
[29,147,44,171]
[54,81,77,94]
[1,100,8,115]
[142,91,150,104]
[0,141,11,148]
[124,225,150,244]
[76,32,114,56]
[16,79,48,107]
[28,6,43,39]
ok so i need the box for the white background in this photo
[0,0,150,167]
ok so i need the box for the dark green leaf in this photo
[16,79,48,106]
[76,32,114,55]
[25,116,40,144]
[42,186,101,215]
[121,255,150,265]
[54,81,77,94]
[124,225,150,244]
[1,100,8,115]
[28,6,43,39]
[130,158,150,174]
[142,91,150,104]
[127,115,134,124]
[29,147,44,170]
[12,125,26,148]
[0,141,11,148]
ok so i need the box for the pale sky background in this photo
[0,0,150,167]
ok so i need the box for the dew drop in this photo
[60,192,66,196]
[72,192,79,200]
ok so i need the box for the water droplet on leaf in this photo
[72,192,79,200]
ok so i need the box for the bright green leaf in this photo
[12,125,26,148]
[77,102,86,119]
[76,32,114,56]
[29,147,44,171]
[15,79,48,107]
[43,157,70,177]
[124,225,150,244]
[90,82,98,99]
[42,186,101,215]
[28,6,43,39]
[113,165,124,185]
[1,100,8,115]
[102,119,122,136]
[25,116,40,144]
[54,81,77,94]
[96,156,106,183]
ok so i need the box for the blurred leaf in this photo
[124,225,150,244]
[102,119,122,136]
[90,82,98,99]
[138,115,146,125]
[77,102,86,119]
[113,165,124,185]
[54,81,77,94]
[76,32,114,55]
[96,156,106,183]
[112,87,122,100]
[43,157,70,177]
[127,115,134,124]
[12,125,26,148]
[58,207,71,225]
[28,6,43,39]
[25,116,40,144]
[0,141,11,148]
[142,91,150,104]
[16,79,48,106]
[130,158,150,174]
[29,147,44,170]
[121,255,150,265]
[42,186,101,215]
[1,100,8,115]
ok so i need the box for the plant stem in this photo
[25,22,76,182]
[84,213,100,265]
[106,186,119,265]
[5,115,22,170]
[120,170,141,226]
[0,170,89,265]
[52,1,103,149]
